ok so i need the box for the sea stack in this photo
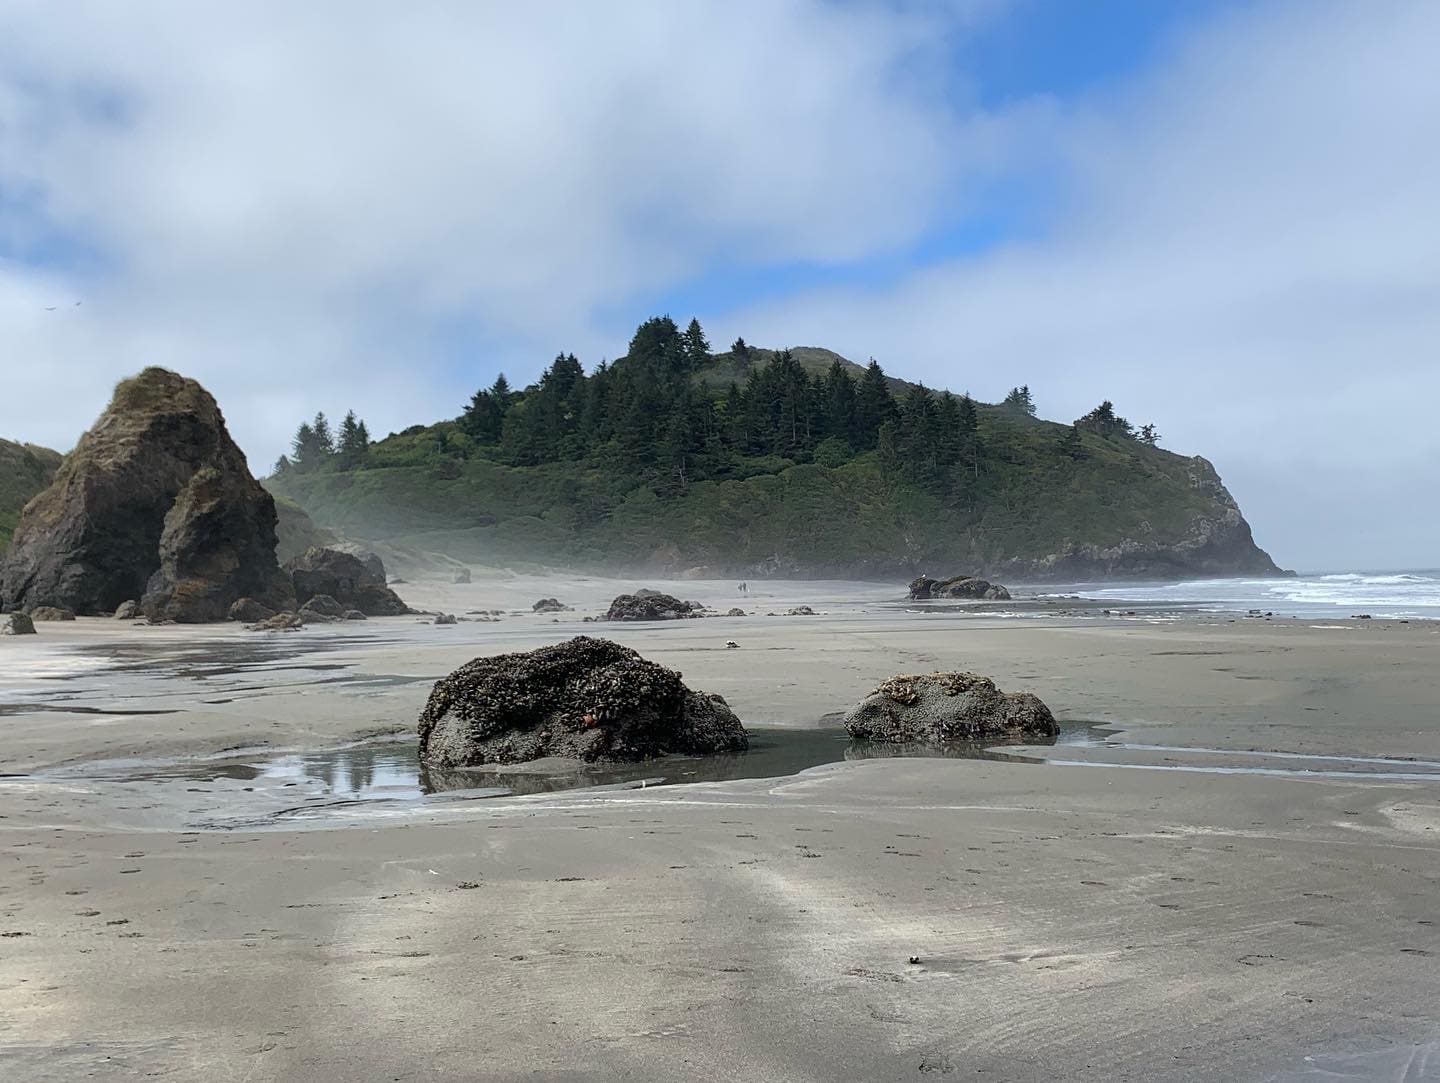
[0,368,294,621]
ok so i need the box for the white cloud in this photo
[1,0,1434,570]
[0,0,1010,467]
[727,0,1440,569]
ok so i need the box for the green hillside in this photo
[267,316,1283,580]
[0,439,63,554]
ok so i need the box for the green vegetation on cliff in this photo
[268,316,1282,579]
[0,439,63,553]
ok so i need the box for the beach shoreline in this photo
[3,576,1439,1080]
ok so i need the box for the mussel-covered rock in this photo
[604,592,702,621]
[907,575,1011,601]
[844,672,1056,743]
[418,635,748,767]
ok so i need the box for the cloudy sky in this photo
[1,0,1435,571]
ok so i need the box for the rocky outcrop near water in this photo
[418,636,748,767]
[533,598,571,613]
[284,546,409,616]
[844,672,1057,743]
[0,369,294,621]
[989,458,1289,581]
[908,575,1011,600]
[604,592,703,621]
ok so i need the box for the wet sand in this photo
[2,574,1439,1079]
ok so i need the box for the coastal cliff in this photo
[267,318,1285,581]
[1,368,293,619]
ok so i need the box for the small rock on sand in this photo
[1,612,37,635]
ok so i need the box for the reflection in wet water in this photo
[164,724,1104,802]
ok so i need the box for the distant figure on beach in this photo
[739,581,748,593]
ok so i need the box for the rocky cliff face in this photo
[986,458,1287,581]
[0,368,293,619]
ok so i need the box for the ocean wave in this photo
[1050,569,1440,616]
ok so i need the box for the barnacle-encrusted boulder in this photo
[418,636,748,767]
[0,368,294,621]
[908,575,1012,601]
[844,672,1056,743]
[604,592,702,621]
[284,546,409,616]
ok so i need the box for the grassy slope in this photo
[0,439,64,553]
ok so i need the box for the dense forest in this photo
[275,316,1157,492]
[267,315,1279,579]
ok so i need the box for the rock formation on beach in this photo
[0,369,294,621]
[533,597,571,613]
[844,672,1057,743]
[418,636,748,767]
[908,575,1012,601]
[0,612,36,635]
[283,546,409,616]
[604,592,703,621]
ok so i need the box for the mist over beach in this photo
[3,2,1439,1081]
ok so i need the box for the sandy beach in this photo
[3,575,1439,1080]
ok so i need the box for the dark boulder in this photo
[29,605,75,621]
[298,593,346,623]
[787,605,817,616]
[604,592,702,621]
[1,612,36,635]
[227,597,276,623]
[419,636,747,767]
[844,672,1056,743]
[726,608,747,617]
[434,613,458,625]
[0,368,294,621]
[907,575,1012,601]
[285,546,409,616]
[533,597,571,613]
[248,611,303,632]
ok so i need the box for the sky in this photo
[0,0,1436,572]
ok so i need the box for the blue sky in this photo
[643,0,1246,329]
[0,0,1437,570]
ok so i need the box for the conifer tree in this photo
[824,360,858,447]
[337,411,361,465]
[683,318,711,368]
[1139,423,1159,447]
[1003,385,1036,416]
[855,359,896,450]
[311,412,335,456]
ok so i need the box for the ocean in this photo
[1035,571,1440,620]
